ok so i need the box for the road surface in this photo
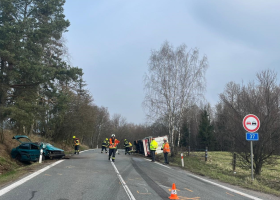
[0,149,278,200]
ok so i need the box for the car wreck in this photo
[11,135,65,162]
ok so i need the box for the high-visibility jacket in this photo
[150,140,158,150]
[74,138,80,146]
[124,140,130,147]
[128,142,132,147]
[162,142,170,153]
[109,138,119,149]
[102,140,108,147]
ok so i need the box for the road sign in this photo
[243,114,260,132]
[246,132,259,141]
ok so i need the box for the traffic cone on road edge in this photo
[169,183,179,199]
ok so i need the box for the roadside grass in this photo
[156,151,280,197]
[0,130,89,187]
[0,156,33,186]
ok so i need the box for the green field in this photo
[157,151,280,197]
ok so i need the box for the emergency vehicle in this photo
[134,135,168,156]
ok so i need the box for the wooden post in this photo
[205,147,208,161]
[233,153,236,172]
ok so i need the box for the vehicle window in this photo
[31,144,39,149]
[19,144,30,149]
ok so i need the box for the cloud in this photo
[189,0,280,50]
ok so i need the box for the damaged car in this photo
[11,135,65,162]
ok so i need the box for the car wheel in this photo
[16,154,22,161]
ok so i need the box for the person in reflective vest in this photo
[108,134,119,162]
[124,139,130,155]
[101,138,108,153]
[150,138,158,162]
[73,136,80,155]
[128,142,133,154]
[161,138,170,164]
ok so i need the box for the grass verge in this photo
[0,130,89,188]
[156,151,280,197]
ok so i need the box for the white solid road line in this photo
[186,173,263,200]
[0,160,64,197]
[143,158,171,169]
[144,158,262,200]
[155,162,171,169]
[111,161,136,200]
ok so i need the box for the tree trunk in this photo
[255,161,263,175]
[0,124,4,144]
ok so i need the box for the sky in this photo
[63,0,280,125]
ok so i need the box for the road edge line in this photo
[0,160,64,197]
[111,162,136,200]
[187,173,263,200]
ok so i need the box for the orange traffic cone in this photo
[169,183,179,199]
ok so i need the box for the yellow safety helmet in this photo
[106,138,108,140]
[73,136,76,139]
[124,139,127,141]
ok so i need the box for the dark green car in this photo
[11,135,65,162]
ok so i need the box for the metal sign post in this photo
[250,141,254,180]
[243,114,260,181]
[246,132,259,180]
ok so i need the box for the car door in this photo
[18,143,31,161]
[29,144,40,161]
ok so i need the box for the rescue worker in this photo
[73,136,80,154]
[108,134,119,162]
[150,138,158,162]
[101,138,108,153]
[161,138,170,164]
[124,139,130,155]
[128,142,133,154]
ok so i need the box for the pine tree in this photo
[0,0,82,136]
[198,109,214,150]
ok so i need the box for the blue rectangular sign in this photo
[246,132,259,141]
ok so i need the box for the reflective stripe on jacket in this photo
[109,138,119,149]
[162,142,170,153]
[74,139,80,146]
[124,140,129,147]
[150,140,158,150]
[102,140,108,147]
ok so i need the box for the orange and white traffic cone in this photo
[169,183,179,199]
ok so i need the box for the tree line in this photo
[0,0,152,149]
[1,1,279,175]
[143,41,280,175]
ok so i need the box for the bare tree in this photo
[143,41,208,155]
[95,107,110,148]
[217,69,280,175]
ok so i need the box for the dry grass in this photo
[0,130,88,186]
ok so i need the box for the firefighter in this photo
[124,139,130,155]
[150,138,158,162]
[128,142,133,154]
[161,138,170,164]
[108,134,119,162]
[101,138,108,153]
[73,136,80,154]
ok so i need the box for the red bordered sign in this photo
[243,114,260,133]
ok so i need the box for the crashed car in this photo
[11,135,65,162]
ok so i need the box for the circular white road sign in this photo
[243,114,260,133]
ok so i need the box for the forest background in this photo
[1,0,280,177]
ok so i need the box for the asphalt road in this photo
[0,149,278,200]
